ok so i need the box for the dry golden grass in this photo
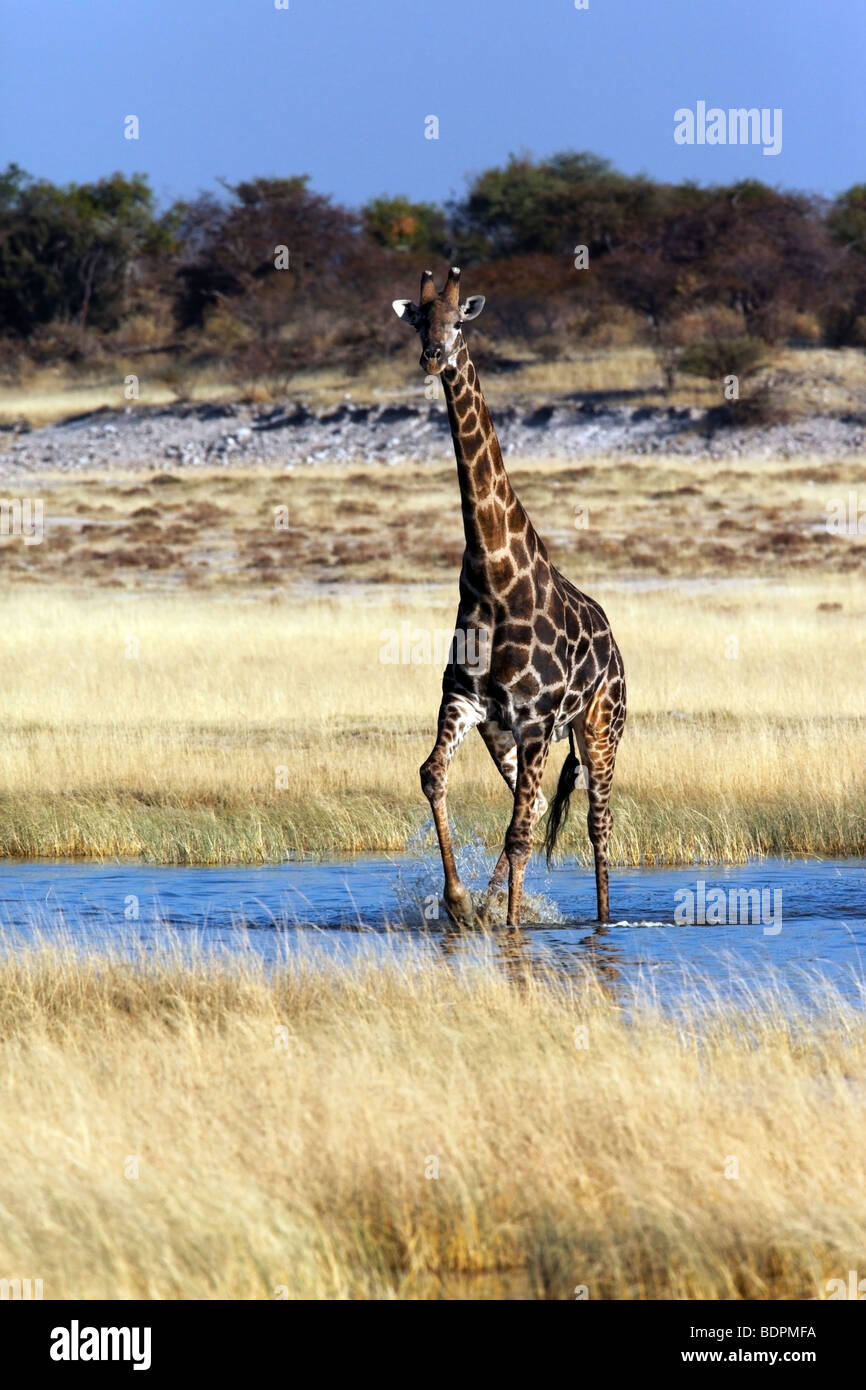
[0,369,241,428]
[4,343,866,423]
[0,940,863,1299]
[3,451,865,593]
[0,579,861,862]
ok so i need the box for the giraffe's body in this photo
[393,268,626,925]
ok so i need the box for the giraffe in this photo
[392,267,627,927]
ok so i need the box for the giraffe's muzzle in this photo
[420,345,444,372]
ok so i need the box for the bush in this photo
[680,336,768,386]
[25,322,105,367]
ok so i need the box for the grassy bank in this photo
[4,343,866,425]
[0,941,863,1299]
[0,580,862,864]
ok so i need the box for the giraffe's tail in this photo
[543,726,581,868]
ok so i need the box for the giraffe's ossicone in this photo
[393,267,627,926]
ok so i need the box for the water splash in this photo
[393,842,564,928]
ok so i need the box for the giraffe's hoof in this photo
[473,898,492,929]
[442,887,480,931]
[474,891,503,929]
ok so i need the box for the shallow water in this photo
[0,854,863,1009]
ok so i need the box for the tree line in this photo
[1,151,865,390]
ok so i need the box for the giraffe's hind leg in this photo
[575,682,625,923]
[477,721,548,913]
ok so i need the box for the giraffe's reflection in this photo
[434,915,627,997]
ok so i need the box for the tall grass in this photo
[0,940,863,1299]
[0,581,862,862]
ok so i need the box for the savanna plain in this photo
[0,359,864,1299]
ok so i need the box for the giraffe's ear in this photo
[392,298,421,326]
[460,295,485,321]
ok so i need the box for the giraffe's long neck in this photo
[440,342,535,580]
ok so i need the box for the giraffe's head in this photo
[392,267,485,374]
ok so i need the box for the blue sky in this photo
[1,0,863,207]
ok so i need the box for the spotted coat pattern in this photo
[394,269,626,925]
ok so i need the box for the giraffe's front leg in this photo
[504,721,554,927]
[420,695,482,929]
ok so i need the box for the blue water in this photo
[0,855,864,1009]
